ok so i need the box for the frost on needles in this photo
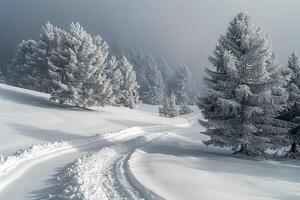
[199,13,292,156]
[6,22,139,109]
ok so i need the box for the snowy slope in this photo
[0,84,184,199]
[1,83,300,200]
[130,117,300,200]
[0,83,183,156]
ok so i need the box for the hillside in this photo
[0,84,299,200]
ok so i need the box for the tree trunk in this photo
[289,142,299,159]
[291,142,297,154]
[239,143,250,155]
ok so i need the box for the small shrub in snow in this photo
[179,103,193,115]
[159,93,178,118]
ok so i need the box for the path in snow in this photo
[26,122,196,200]
[0,121,194,200]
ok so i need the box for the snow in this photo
[0,83,300,200]
[0,83,184,199]
[54,130,165,200]
[129,121,300,200]
[0,83,183,156]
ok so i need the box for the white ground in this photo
[0,83,300,200]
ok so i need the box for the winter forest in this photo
[0,1,300,199]
[4,22,197,110]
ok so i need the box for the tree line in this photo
[6,22,139,108]
[3,22,198,110]
[199,12,300,158]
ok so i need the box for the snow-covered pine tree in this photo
[159,93,178,118]
[167,66,189,105]
[278,53,300,158]
[116,56,139,108]
[51,22,112,108]
[144,63,165,105]
[199,12,290,156]
[286,53,300,103]
[31,22,64,93]
[185,65,199,105]
[156,57,173,87]
[7,22,66,93]
[7,40,38,90]
[124,50,169,104]
[125,50,149,102]
[84,35,113,107]
[105,56,123,104]
[0,68,5,83]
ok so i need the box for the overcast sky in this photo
[1,0,300,79]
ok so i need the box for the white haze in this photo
[0,0,300,92]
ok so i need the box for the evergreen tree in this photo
[50,23,112,108]
[287,53,300,103]
[116,56,139,108]
[32,22,64,93]
[0,68,5,83]
[83,36,113,107]
[185,65,199,104]
[125,50,149,102]
[144,63,165,104]
[159,93,178,118]
[7,40,38,90]
[199,13,290,156]
[179,103,193,115]
[7,22,65,93]
[125,50,168,104]
[167,66,188,104]
[278,53,300,158]
[106,56,123,104]
[156,57,173,85]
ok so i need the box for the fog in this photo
[1,0,300,81]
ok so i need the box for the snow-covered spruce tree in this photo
[7,40,38,90]
[116,56,139,108]
[124,50,168,104]
[84,36,113,107]
[124,50,149,102]
[167,66,189,105]
[144,63,165,105]
[50,23,113,108]
[278,53,300,158]
[0,68,5,83]
[286,53,300,104]
[156,57,173,85]
[199,13,290,156]
[7,22,66,93]
[159,93,178,118]
[185,65,199,105]
[105,56,123,104]
[31,22,65,93]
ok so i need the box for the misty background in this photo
[1,0,299,92]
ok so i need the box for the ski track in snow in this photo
[56,135,165,200]
[0,122,193,199]
[0,128,133,193]
[51,121,199,200]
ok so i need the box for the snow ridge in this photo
[0,134,116,192]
